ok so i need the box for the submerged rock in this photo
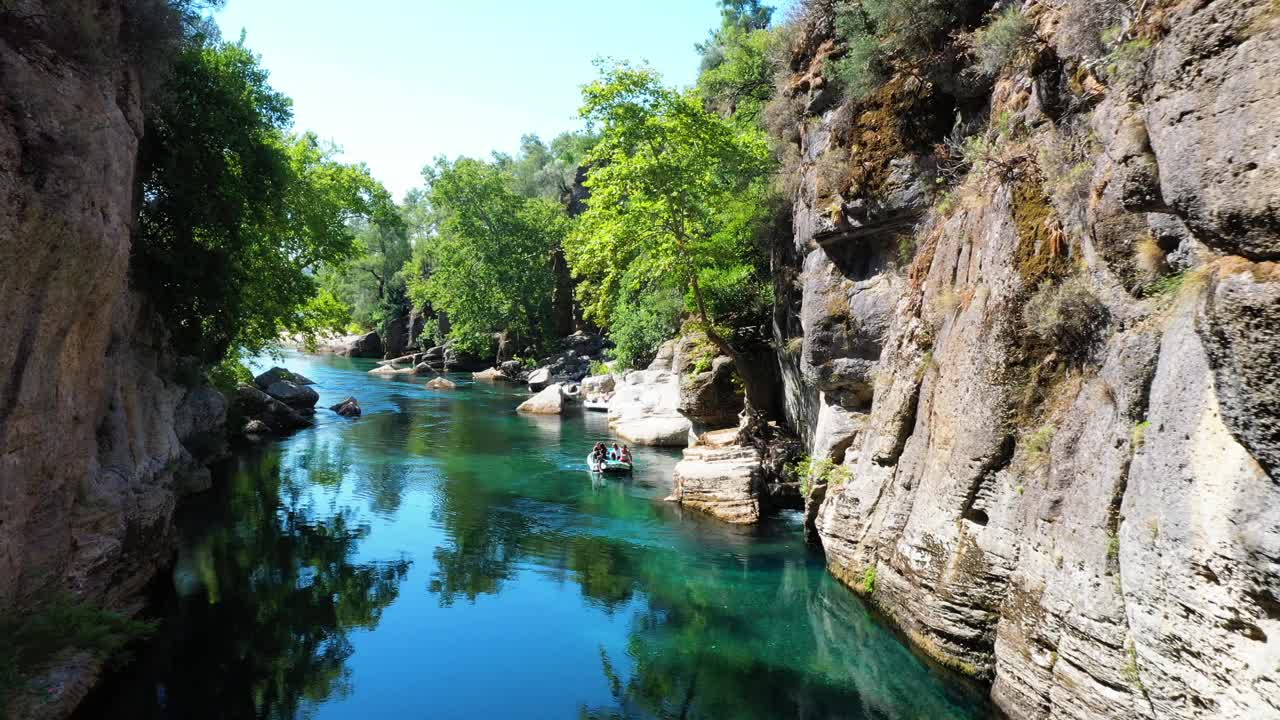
[329,397,361,417]
[425,376,457,390]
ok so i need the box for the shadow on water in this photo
[76,352,992,720]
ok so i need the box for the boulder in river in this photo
[263,380,319,409]
[426,376,457,390]
[614,417,691,447]
[255,366,314,387]
[234,384,313,435]
[473,367,506,382]
[670,428,764,524]
[581,373,615,402]
[330,397,361,417]
[369,364,414,376]
[322,331,383,358]
[527,367,552,391]
[517,384,566,415]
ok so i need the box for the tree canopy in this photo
[135,36,395,363]
[566,63,774,367]
[407,158,571,356]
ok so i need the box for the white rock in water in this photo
[614,417,691,447]
[517,384,564,415]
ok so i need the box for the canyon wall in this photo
[0,2,223,713]
[775,1,1279,718]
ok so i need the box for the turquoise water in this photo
[77,352,991,720]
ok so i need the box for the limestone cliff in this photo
[0,3,224,715]
[772,1,1280,718]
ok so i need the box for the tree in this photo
[408,157,570,356]
[135,36,395,363]
[696,23,778,124]
[567,64,774,388]
[318,215,411,332]
[697,0,776,72]
[494,131,598,202]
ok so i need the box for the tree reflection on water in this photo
[75,447,410,720]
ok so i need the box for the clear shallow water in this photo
[77,351,991,720]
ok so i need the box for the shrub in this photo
[827,0,969,99]
[1132,420,1151,449]
[968,7,1037,78]
[862,565,877,594]
[207,354,253,395]
[1025,425,1055,464]
[1105,38,1152,87]
[588,360,611,377]
[787,454,850,492]
[605,283,684,370]
[1022,276,1110,362]
[1057,0,1131,60]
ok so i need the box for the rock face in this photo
[766,2,1280,718]
[677,355,744,430]
[517,384,567,415]
[0,7,227,715]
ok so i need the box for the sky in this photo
[214,0,728,201]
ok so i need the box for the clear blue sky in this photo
[214,0,729,201]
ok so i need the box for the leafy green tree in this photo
[135,37,395,363]
[409,158,570,355]
[566,64,774,386]
[493,131,598,202]
[608,278,685,369]
[697,0,775,72]
[318,215,411,331]
[697,24,778,126]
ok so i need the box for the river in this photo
[76,351,991,720]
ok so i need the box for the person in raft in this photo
[620,445,633,464]
[610,443,622,461]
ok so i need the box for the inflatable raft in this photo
[587,454,633,474]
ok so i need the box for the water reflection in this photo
[77,353,988,720]
[77,449,410,720]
